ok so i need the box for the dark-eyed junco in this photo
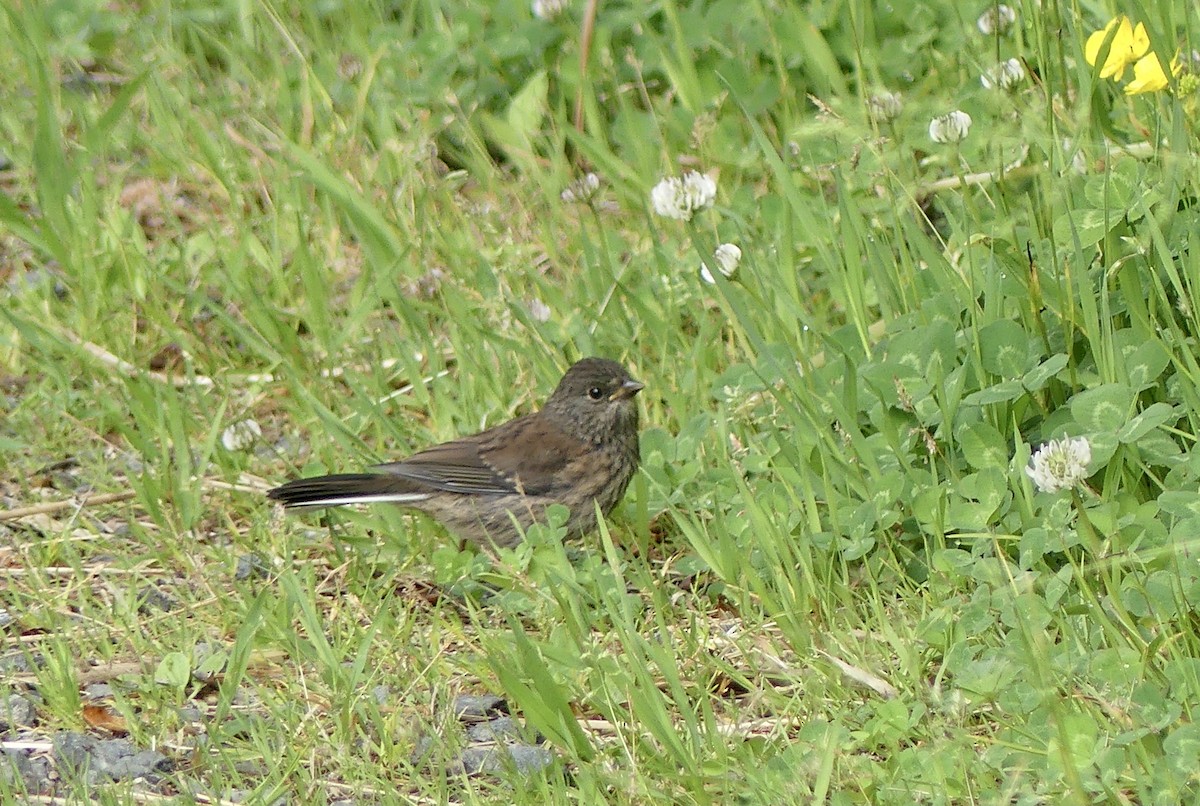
[268,358,643,548]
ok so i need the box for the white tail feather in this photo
[282,493,433,508]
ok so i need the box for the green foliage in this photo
[2,0,1200,802]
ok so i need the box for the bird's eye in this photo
[588,386,604,400]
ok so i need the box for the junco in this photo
[268,357,643,548]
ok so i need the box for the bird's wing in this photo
[373,438,517,495]
[371,415,578,497]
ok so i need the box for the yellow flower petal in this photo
[1129,22,1150,55]
[1124,52,1181,95]
[1085,19,1116,66]
[1084,15,1150,80]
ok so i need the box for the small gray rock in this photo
[409,734,437,767]
[1,747,51,791]
[0,653,42,674]
[236,553,271,581]
[177,705,203,723]
[451,746,503,776]
[111,749,172,780]
[233,759,268,776]
[54,733,103,784]
[449,743,553,776]
[84,683,114,700]
[465,716,523,743]
[137,584,178,614]
[54,733,171,782]
[506,743,555,775]
[452,695,507,721]
[0,694,37,730]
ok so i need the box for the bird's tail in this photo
[267,474,431,508]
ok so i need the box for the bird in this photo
[267,357,643,548]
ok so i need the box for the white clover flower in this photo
[527,297,552,322]
[221,419,262,452]
[560,172,600,203]
[650,171,717,221]
[977,4,1016,36]
[532,0,568,20]
[700,243,742,284]
[929,110,972,144]
[1025,437,1091,493]
[982,59,1023,91]
[981,58,1026,91]
[868,91,903,123]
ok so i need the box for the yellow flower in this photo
[1124,51,1181,94]
[1085,15,1149,80]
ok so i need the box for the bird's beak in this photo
[610,378,645,401]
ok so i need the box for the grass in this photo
[2,0,1200,802]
